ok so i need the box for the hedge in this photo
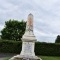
[0,40,22,53]
[35,42,60,56]
[0,40,60,56]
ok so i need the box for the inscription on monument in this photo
[24,42,32,54]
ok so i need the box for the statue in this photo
[26,13,33,32]
[24,13,34,36]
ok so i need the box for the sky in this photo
[0,0,60,43]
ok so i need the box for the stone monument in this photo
[9,13,42,60]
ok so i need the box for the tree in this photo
[55,35,60,43]
[1,19,26,41]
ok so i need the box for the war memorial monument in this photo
[9,13,42,60]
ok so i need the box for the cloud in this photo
[0,24,4,32]
[0,0,60,42]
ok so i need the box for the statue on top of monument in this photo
[23,13,34,36]
[26,13,33,32]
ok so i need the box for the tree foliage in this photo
[55,35,60,43]
[1,19,26,41]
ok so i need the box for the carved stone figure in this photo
[26,13,33,32]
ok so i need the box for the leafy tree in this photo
[55,35,60,43]
[1,19,26,41]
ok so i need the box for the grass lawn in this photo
[4,57,10,60]
[4,56,60,60]
[40,56,60,60]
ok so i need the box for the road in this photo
[0,53,17,60]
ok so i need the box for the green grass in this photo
[40,56,60,60]
[4,57,10,60]
[4,56,60,60]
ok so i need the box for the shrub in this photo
[0,40,22,53]
[0,40,60,56]
[35,42,60,56]
[55,35,60,43]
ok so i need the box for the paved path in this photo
[0,53,17,60]
[0,58,6,60]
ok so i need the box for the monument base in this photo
[9,55,42,60]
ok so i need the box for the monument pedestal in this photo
[9,55,41,60]
[9,35,42,60]
[9,13,42,60]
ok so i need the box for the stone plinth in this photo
[9,55,42,60]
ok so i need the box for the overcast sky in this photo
[0,0,60,43]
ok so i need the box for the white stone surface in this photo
[20,42,35,56]
[9,54,42,60]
